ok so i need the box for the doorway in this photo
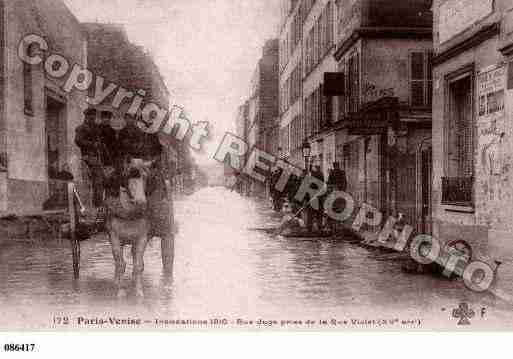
[45,95,67,207]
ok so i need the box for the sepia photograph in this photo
[2,0,513,340]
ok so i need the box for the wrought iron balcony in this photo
[441,176,474,206]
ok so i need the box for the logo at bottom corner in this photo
[452,302,475,325]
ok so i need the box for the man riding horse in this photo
[75,109,175,279]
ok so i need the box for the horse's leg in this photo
[133,234,149,298]
[109,227,126,297]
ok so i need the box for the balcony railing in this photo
[441,176,473,206]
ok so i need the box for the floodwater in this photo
[0,187,512,329]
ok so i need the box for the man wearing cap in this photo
[98,111,118,168]
[75,108,105,211]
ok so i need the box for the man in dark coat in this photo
[308,165,325,232]
[326,162,348,232]
[327,162,347,192]
[269,167,284,211]
[98,111,118,167]
[75,108,104,208]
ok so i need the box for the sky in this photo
[63,0,281,165]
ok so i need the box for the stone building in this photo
[0,0,87,214]
[278,0,433,233]
[247,39,279,197]
[330,0,433,234]
[279,0,337,177]
[302,0,337,178]
[431,0,513,267]
[279,0,304,168]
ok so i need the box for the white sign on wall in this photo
[478,65,506,120]
[439,0,493,43]
[477,65,506,177]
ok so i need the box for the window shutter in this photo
[426,51,434,106]
[411,82,425,107]
[410,52,425,107]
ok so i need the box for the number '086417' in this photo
[4,344,36,352]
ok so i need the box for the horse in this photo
[104,158,156,298]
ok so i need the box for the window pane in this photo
[427,51,433,80]
[411,52,424,80]
[411,81,424,107]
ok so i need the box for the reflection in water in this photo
[0,187,511,328]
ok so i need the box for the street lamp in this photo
[302,139,311,172]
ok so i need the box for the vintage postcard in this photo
[2,0,513,337]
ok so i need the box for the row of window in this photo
[304,85,325,138]
[410,51,433,108]
[280,6,302,73]
[280,114,304,155]
[290,114,304,152]
[280,64,302,114]
[279,51,431,129]
[304,1,334,76]
[278,51,433,156]
[334,50,433,119]
[337,51,360,116]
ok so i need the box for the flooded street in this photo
[1,187,512,329]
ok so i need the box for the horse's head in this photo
[124,159,154,206]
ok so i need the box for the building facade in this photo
[329,0,433,234]
[246,39,279,197]
[432,0,513,264]
[278,0,433,234]
[279,0,304,167]
[279,0,354,177]
[0,0,87,214]
[302,0,337,178]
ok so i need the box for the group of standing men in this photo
[75,108,162,207]
[74,108,174,271]
[269,161,347,233]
